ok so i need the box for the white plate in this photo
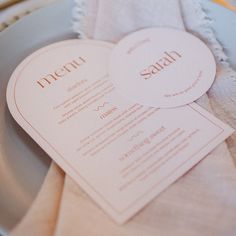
[0,0,235,233]
[203,1,236,68]
[0,0,76,232]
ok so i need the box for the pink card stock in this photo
[109,28,216,108]
[7,40,233,224]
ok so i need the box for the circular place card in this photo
[109,28,216,108]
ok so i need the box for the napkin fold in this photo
[12,0,236,235]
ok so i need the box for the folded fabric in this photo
[12,0,236,235]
